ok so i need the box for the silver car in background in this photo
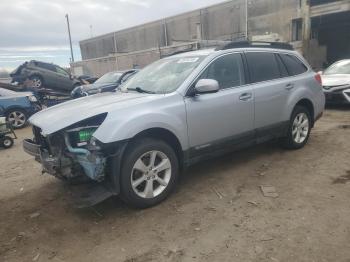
[321,59,350,104]
[23,42,325,208]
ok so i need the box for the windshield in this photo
[121,56,205,94]
[324,60,350,75]
[96,72,122,84]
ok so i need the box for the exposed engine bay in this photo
[23,113,111,183]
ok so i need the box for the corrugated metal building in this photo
[71,0,350,77]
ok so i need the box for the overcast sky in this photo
[0,0,227,72]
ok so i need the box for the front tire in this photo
[281,106,312,150]
[119,138,179,208]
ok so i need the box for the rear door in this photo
[185,53,255,158]
[245,51,291,140]
[35,62,57,87]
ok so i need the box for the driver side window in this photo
[199,53,245,89]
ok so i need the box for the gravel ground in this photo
[0,107,349,262]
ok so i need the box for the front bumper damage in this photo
[23,125,126,207]
[323,85,350,104]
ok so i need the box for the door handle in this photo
[239,93,252,101]
[285,83,295,90]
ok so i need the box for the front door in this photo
[185,53,254,158]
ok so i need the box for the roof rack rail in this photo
[162,49,193,58]
[216,41,294,51]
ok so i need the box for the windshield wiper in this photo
[127,87,156,94]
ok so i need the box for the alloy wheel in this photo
[292,113,309,144]
[31,77,42,88]
[8,111,26,128]
[130,150,172,199]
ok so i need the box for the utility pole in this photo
[65,14,74,63]
[245,0,248,40]
[90,25,93,38]
[301,0,311,59]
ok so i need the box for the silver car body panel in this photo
[29,47,325,154]
[29,91,190,149]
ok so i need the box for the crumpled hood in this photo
[322,74,350,88]
[29,91,157,136]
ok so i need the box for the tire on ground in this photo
[117,138,179,208]
[280,105,312,150]
[6,109,28,129]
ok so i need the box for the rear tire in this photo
[29,75,44,89]
[2,136,14,149]
[118,138,179,209]
[280,106,312,150]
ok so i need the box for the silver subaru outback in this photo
[23,42,325,208]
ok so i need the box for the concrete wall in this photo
[80,0,301,60]
[80,33,115,60]
[75,0,302,76]
[79,0,253,60]
[72,42,200,77]
[248,0,300,42]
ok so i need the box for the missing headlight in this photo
[68,113,108,130]
[67,126,98,147]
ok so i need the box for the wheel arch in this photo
[294,98,315,127]
[4,106,28,117]
[28,73,44,85]
[29,72,43,79]
[131,127,184,168]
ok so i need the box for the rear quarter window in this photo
[37,62,56,72]
[279,54,308,76]
[245,52,281,83]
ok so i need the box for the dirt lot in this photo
[0,108,349,262]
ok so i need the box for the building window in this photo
[292,18,303,41]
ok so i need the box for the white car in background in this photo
[321,59,350,105]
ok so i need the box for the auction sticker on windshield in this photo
[177,57,199,63]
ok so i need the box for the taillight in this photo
[315,74,322,86]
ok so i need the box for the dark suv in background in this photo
[10,60,81,92]
[71,69,139,98]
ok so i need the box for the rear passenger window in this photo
[200,53,245,89]
[246,52,281,83]
[37,62,56,72]
[279,54,308,76]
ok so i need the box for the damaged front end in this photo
[23,113,109,183]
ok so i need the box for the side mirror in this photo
[194,79,220,95]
